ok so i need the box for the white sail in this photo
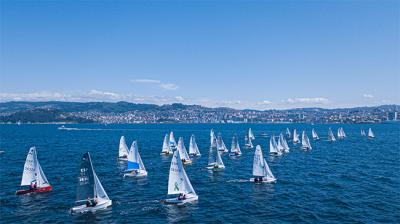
[337,127,346,139]
[249,128,255,140]
[20,147,50,188]
[169,132,177,148]
[253,145,265,176]
[293,129,299,143]
[282,134,290,152]
[253,145,276,181]
[328,128,336,141]
[127,141,146,172]
[286,128,291,138]
[277,135,285,153]
[93,171,110,201]
[208,137,224,167]
[168,151,196,195]
[119,136,129,158]
[161,134,172,154]
[230,135,242,155]
[361,129,366,136]
[210,129,215,145]
[217,133,228,152]
[177,137,191,163]
[301,131,312,149]
[189,134,201,156]
[312,128,319,139]
[269,135,280,155]
[341,128,346,138]
[263,159,276,181]
[368,128,375,138]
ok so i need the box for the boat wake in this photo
[226,179,250,183]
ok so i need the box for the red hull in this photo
[16,186,52,195]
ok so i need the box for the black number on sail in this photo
[76,153,95,202]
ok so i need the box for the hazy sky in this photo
[1,0,399,109]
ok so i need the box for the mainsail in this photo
[361,129,366,136]
[230,135,242,154]
[168,151,196,196]
[312,128,319,140]
[328,128,336,141]
[301,131,312,149]
[177,137,191,162]
[127,141,146,172]
[286,128,291,138]
[253,145,276,180]
[169,132,177,149]
[208,137,224,167]
[161,134,173,154]
[368,128,375,138]
[249,128,255,140]
[293,129,300,143]
[76,152,109,203]
[119,136,129,158]
[189,134,201,156]
[269,135,280,155]
[20,147,50,188]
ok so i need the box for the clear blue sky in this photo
[0,0,399,109]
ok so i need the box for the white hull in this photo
[229,152,242,157]
[71,199,112,214]
[163,194,198,205]
[123,170,148,178]
[301,146,311,150]
[182,160,192,165]
[206,164,225,171]
[160,152,172,156]
[189,153,201,157]
[249,178,276,183]
[118,157,128,161]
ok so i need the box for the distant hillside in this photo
[0,101,398,124]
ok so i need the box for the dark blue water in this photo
[1,123,399,223]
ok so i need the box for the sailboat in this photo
[161,151,198,205]
[118,136,129,161]
[293,129,300,144]
[229,135,242,157]
[277,134,285,153]
[70,152,112,213]
[188,134,201,156]
[301,131,312,150]
[16,147,52,195]
[361,129,366,136]
[337,127,346,139]
[248,128,255,140]
[312,128,319,140]
[217,133,229,153]
[245,135,254,149]
[328,128,336,142]
[169,132,177,150]
[207,137,225,171]
[161,133,173,155]
[269,135,281,156]
[286,128,291,138]
[210,129,215,145]
[368,128,375,138]
[177,137,192,165]
[279,133,290,153]
[124,141,147,177]
[250,145,276,183]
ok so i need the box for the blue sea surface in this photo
[1,123,399,223]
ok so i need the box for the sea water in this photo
[1,123,399,223]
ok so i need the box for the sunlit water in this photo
[1,123,399,223]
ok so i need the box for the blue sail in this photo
[127,161,139,171]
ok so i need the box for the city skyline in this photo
[1,1,399,109]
